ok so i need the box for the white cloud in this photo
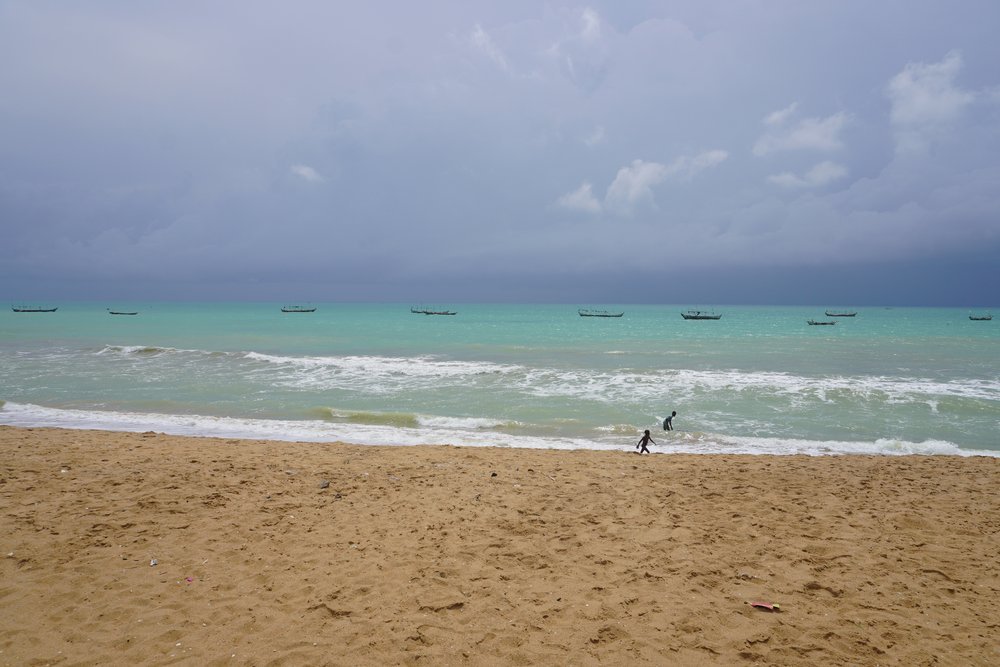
[768,161,847,188]
[604,160,669,214]
[687,149,729,174]
[886,51,975,153]
[659,149,729,181]
[470,24,510,73]
[764,102,798,127]
[753,110,850,156]
[544,7,609,92]
[556,182,602,213]
[559,150,728,215]
[580,8,602,42]
[290,164,324,183]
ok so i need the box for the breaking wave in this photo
[1,401,996,457]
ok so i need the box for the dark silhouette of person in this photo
[663,411,677,431]
[636,429,656,454]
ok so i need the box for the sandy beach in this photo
[1,426,998,666]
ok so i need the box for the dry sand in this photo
[1,425,999,666]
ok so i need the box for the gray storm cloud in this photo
[1,2,998,303]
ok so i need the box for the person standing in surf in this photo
[636,429,656,454]
[663,411,677,431]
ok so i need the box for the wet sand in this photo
[2,426,999,665]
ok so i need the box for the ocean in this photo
[2,303,998,456]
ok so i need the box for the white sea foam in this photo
[676,432,979,457]
[517,367,1000,405]
[242,351,519,393]
[0,401,598,451]
[245,351,512,376]
[2,401,996,457]
[418,414,522,430]
[89,344,1000,405]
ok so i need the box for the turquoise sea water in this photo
[2,303,998,455]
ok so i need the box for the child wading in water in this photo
[636,429,656,454]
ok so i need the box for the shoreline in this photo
[3,402,996,457]
[2,425,999,665]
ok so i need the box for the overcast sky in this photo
[2,1,999,305]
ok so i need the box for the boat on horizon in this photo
[11,305,57,312]
[578,308,624,318]
[411,306,457,315]
[281,305,317,313]
[969,313,992,321]
[825,310,857,317]
[681,309,721,320]
[107,309,138,315]
[807,319,837,326]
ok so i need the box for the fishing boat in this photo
[807,319,837,326]
[410,306,457,315]
[108,309,139,315]
[824,310,857,317]
[681,310,721,320]
[281,305,316,313]
[11,305,57,312]
[969,313,992,321]
[578,309,624,318]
